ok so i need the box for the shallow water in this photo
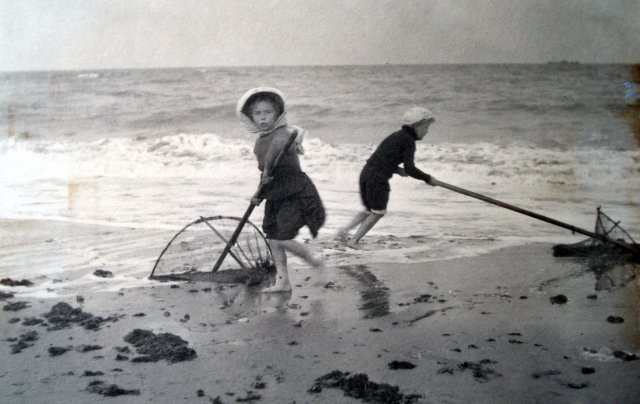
[1,64,638,288]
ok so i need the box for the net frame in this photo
[149,215,275,282]
[552,207,639,260]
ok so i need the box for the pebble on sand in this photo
[606,316,624,324]
[549,294,568,304]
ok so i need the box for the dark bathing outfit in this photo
[254,127,325,240]
[360,125,432,211]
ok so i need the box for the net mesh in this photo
[553,208,639,290]
[552,208,639,261]
[150,216,275,284]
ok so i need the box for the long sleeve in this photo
[254,128,301,175]
[402,141,431,181]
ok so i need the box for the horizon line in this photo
[2,61,639,74]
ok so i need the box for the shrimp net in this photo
[552,208,639,260]
[149,216,275,284]
[552,208,639,289]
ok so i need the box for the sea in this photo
[1,64,639,260]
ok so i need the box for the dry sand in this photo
[1,219,639,403]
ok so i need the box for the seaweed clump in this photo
[124,329,197,363]
[43,302,120,331]
[308,370,422,403]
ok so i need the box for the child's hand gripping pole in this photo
[212,130,298,272]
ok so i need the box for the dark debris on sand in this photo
[236,392,262,402]
[549,294,568,304]
[606,316,624,324]
[412,294,434,303]
[388,361,416,370]
[582,347,639,361]
[532,369,562,379]
[581,367,596,375]
[308,370,422,403]
[0,278,34,287]
[77,344,103,352]
[93,269,114,278]
[49,346,72,357]
[437,359,501,383]
[43,302,121,331]
[9,330,39,354]
[3,301,29,311]
[0,291,15,300]
[613,350,638,361]
[83,370,105,377]
[86,380,140,397]
[22,317,45,326]
[124,328,197,363]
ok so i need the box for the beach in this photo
[1,219,638,403]
[1,63,639,402]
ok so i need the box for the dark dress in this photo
[254,128,325,240]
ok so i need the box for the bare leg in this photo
[262,240,292,293]
[278,239,324,268]
[347,212,384,249]
[336,211,369,240]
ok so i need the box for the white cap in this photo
[401,107,435,126]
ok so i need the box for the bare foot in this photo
[262,282,292,293]
[346,241,363,250]
[311,257,325,270]
[335,231,348,242]
[310,262,328,287]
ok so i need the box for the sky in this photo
[1,0,639,71]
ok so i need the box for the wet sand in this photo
[1,219,639,403]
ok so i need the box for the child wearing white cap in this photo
[336,107,437,249]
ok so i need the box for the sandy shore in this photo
[1,219,639,403]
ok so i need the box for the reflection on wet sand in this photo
[339,264,390,318]
[216,283,292,319]
[619,65,640,346]
[622,64,640,145]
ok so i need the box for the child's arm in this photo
[401,143,433,183]
[395,167,408,177]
